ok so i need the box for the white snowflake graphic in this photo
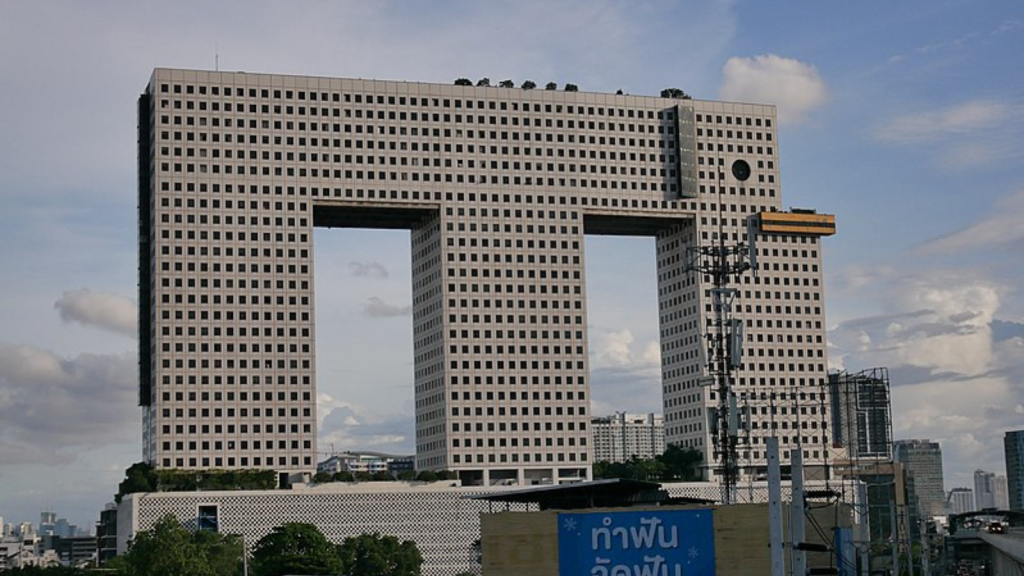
[688,546,700,560]
[562,517,578,533]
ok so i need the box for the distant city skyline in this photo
[2,1,1022,528]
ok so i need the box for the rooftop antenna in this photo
[215,44,219,71]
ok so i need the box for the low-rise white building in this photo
[946,487,974,515]
[317,451,414,476]
[114,479,850,576]
[0,532,60,570]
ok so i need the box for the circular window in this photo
[731,159,751,181]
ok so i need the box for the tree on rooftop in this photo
[564,83,579,92]
[544,81,557,90]
[498,79,514,88]
[660,87,692,99]
[521,80,536,90]
[116,462,156,502]
[475,77,490,87]
[453,78,472,86]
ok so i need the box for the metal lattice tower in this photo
[686,220,754,504]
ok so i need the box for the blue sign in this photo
[558,509,715,576]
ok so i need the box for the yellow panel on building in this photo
[757,211,837,236]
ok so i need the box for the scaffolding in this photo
[827,367,922,576]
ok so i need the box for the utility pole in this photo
[687,218,755,504]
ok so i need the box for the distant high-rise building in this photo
[946,487,974,515]
[994,475,1009,510]
[38,512,55,537]
[829,367,892,462]
[591,413,665,463]
[974,469,996,510]
[1005,429,1024,511]
[894,439,945,517]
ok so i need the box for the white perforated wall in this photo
[117,480,851,575]
[118,482,532,576]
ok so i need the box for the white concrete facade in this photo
[591,412,665,462]
[139,68,834,483]
[947,487,974,515]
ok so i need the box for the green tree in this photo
[339,533,423,576]
[521,80,536,90]
[414,470,438,482]
[371,471,395,481]
[544,81,557,90]
[116,462,157,502]
[498,79,514,88]
[475,77,490,87]
[563,83,579,92]
[435,469,457,480]
[193,528,246,576]
[250,523,343,576]
[628,456,666,481]
[656,445,703,481]
[592,459,632,480]
[115,514,242,576]
[453,78,472,86]
[660,87,691,99]
[313,471,334,484]
[333,471,356,482]
[397,470,417,481]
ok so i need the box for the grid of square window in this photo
[141,68,833,482]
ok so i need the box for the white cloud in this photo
[829,267,1024,487]
[0,344,138,464]
[54,289,137,337]
[890,375,1021,485]
[719,54,827,124]
[348,262,389,279]
[588,330,663,416]
[317,399,413,455]
[362,297,411,318]
[316,393,358,428]
[873,100,1019,143]
[594,329,635,367]
[592,328,662,368]
[831,275,1003,377]
[917,188,1024,255]
[641,340,662,365]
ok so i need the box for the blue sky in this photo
[1,0,1022,529]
